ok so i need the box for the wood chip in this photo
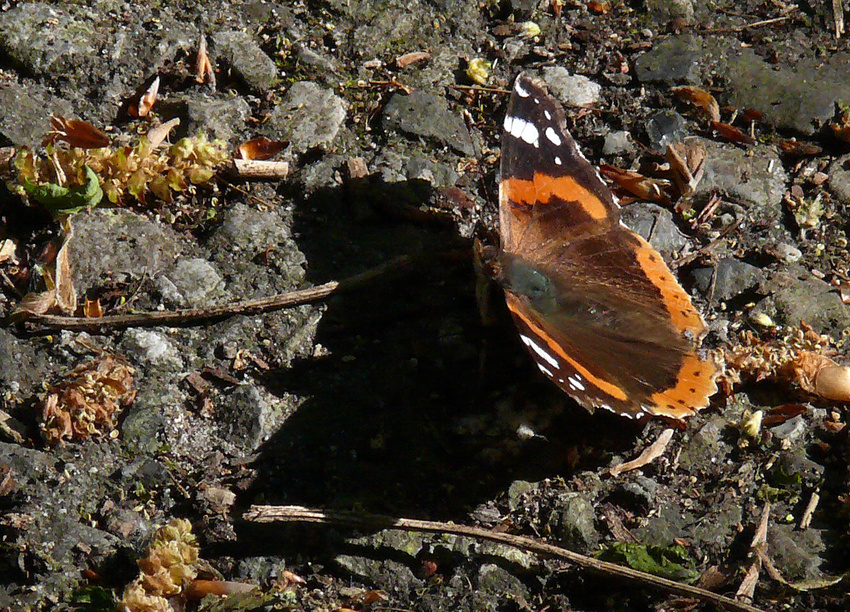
[230,159,290,179]
[395,51,431,69]
[799,488,819,530]
[610,428,674,476]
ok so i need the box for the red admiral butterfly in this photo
[498,73,717,419]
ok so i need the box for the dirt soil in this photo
[1,0,850,611]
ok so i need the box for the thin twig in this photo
[450,84,512,95]
[21,255,414,332]
[244,504,767,612]
[705,15,792,34]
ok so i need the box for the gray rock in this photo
[695,138,787,214]
[218,384,288,451]
[541,66,602,107]
[69,209,188,298]
[690,496,743,550]
[181,95,252,145]
[768,524,828,582]
[678,415,733,473]
[621,202,689,254]
[155,257,227,308]
[646,0,694,21]
[773,243,803,264]
[549,492,599,551]
[692,258,763,302]
[507,479,535,510]
[0,83,74,146]
[405,156,459,186]
[724,48,850,136]
[635,35,702,85]
[603,130,634,155]
[267,82,347,152]
[753,269,850,333]
[382,90,474,156]
[475,563,528,604]
[827,154,850,205]
[0,4,99,82]
[212,30,279,92]
[206,203,305,295]
[637,501,695,546]
[0,328,51,399]
[645,110,687,153]
[771,415,806,444]
[122,329,185,371]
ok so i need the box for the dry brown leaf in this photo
[195,35,216,86]
[147,118,181,148]
[761,404,807,427]
[665,142,705,197]
[44,116,110,149]
[839,281,850,305]
[237,137,289,160]
[395,51,431,69]
[129,76,160,118]
[587,0,611,14]
[0,238,17,264]
[14,290,56,317]
[54,221,77,315]
[671,86,721,123]
[599,164,672,204]
[786,351,850,401]
[184,580,255,600]
[831,108,850,142]
[778,139,823,157]
[83,297,103,318]
[710,120,755,144]
[610,428,674,476]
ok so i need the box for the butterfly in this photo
[497,73,717,419]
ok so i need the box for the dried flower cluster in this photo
[13,132,228,208]
[120,519,199,612]
[717,323,850,401]
[41,354,135,445]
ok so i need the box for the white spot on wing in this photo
[567,375,585,391]
[537,363,555,378]
[520,121,539,147]
[544,110,552,120]
[515,80,531,98]
[505,116,539,147]
[554,156,562,165]
[519,334,559,370]
[545,126,562,146]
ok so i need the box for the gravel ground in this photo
[1,0,850,610]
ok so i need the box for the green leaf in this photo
[597,543,700,583]
[24,165,103,216]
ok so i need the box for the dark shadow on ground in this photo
[236,172,643,550]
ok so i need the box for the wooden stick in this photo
[23,255,413,332]
[244,504,767,612]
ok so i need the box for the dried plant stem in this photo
[244,504,767,612]
[24,255,414,332]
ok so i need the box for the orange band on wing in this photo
[506,294,629,402]
[649,353,717,416]
[503,173,609,221]
[631,236,706,336]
